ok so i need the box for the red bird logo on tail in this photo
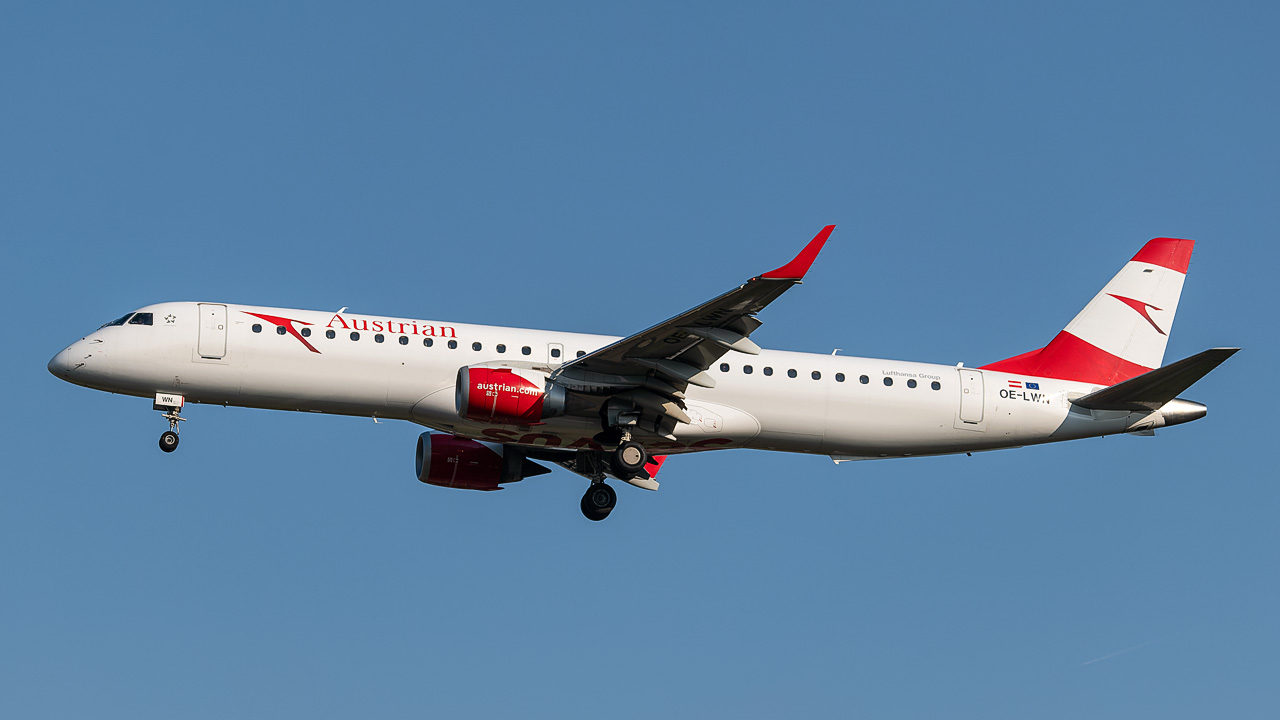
[1107,294,1166,336]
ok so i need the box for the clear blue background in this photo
[3,2,1275,717]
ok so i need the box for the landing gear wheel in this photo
[611,440,647,479]
[159,430,180,453]
[580,483,617,521]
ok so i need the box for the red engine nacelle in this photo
[415,432,550,491]
[456,366,566,425]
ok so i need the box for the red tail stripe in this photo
[980,331,1153,386]
[1131,237,1194,274]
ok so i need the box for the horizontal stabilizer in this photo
[1070,348,1239,411]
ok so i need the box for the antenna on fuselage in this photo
[337,306,348,314]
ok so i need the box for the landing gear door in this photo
[956,368,985,430]
[198,303,228,359]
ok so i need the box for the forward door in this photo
[198,303,228,359]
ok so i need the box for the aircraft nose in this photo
[48,347,71,378]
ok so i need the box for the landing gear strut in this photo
[154,393,186,453]
[158,408,185,453]
[581,482,617,521]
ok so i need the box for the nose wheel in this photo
[159,430,180,452]
[581,482,617,521]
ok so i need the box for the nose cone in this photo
[48,347,71,378]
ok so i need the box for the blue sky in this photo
[3,2,1276,717]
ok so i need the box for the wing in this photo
[550,225,835,437]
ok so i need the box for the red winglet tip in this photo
[761,225,835,279]
[644,454,668,479]
[1132,237,1194,274]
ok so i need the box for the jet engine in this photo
[415,432,550,491]
[456,366,566,425]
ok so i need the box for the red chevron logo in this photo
[244,312,321,353]
[1107,294,1166,336]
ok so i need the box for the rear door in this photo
[198,303,228,359]
[957,368,984,424]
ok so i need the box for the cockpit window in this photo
[100,313,133,328]
[128,312,153,326]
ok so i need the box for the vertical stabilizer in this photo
[981,238,1194,386]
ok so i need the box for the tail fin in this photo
[981,238,1194,386]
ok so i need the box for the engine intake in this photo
[456,366,566,425]
[415,432,549,491]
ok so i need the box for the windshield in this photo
[127,312,153,326]
[99,313,133,328]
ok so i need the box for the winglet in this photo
[760,225,835,280]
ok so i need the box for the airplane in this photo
[48,228,1237,521]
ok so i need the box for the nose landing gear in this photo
[153,392,186,453]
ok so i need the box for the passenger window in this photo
[720,363,730,372]
[497,344,506,354]
[787,369,797,378]
[743,365,753,374]
[931,381,941,390]
[883,377,893,386]
[375,334,385,343]
[399,336,408,345]
[551,348,561,358]
[326,330,336,339]
[521,346,531,356]
[350,332,360,341]
[763,367,773,376]
[277,326,286,335]
[128,313,153,326]
[448,340,458,349]
[423,338,434,347]
[472,342,482,351]
[907,379,917,388]
[835,373,845,382]
[577,350,586,358]
[860,375,869,384]
[301,328,311,337]
[252,324,262,333]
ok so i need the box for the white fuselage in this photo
[49,301,1191,461]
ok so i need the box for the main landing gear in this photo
[580,482,617,521]
[578,431,650,521]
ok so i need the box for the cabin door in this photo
[198,303,228,359]
[957,368,985,424]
